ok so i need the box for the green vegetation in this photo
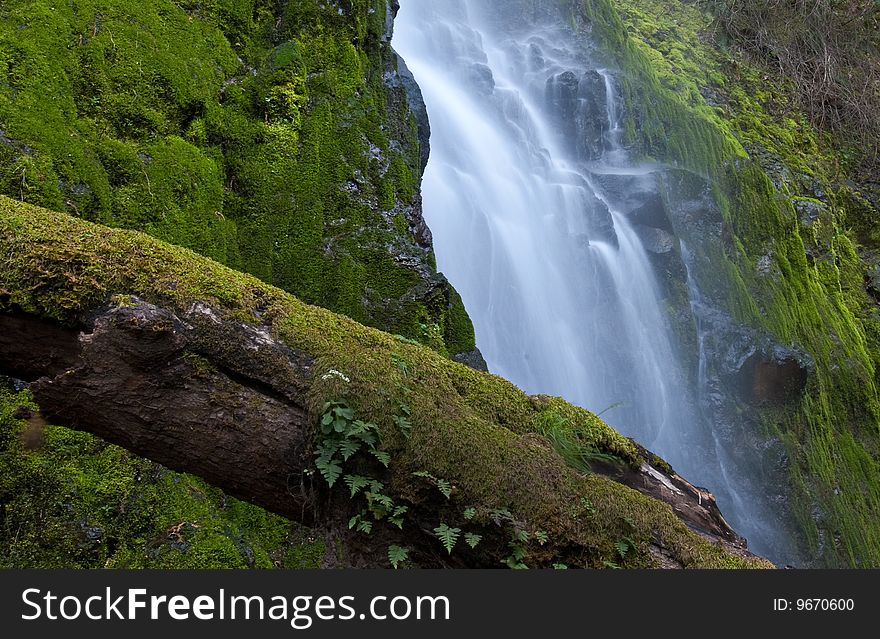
[434,524,461,555]
[0,386,325,568]
[4,0,875,569]
[535,410,628,474]
[572,0,880,566]
[314,400,390,488]
[387,544,408,568]
[0,197,772,568]
[710,0,880,169]
[0,0,473,352]
[0,0,476,569]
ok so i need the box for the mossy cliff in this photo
[0,0,475,355]
[0,196,771,569]
[567,0,880,567]
[0,0,478,568]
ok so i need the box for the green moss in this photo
[0,385,325,569]
[0,198,770,568]
[0,0,474,357]
[444,289,478,356]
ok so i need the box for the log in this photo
[0,196,772,568]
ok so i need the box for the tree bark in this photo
[1,299,321,522]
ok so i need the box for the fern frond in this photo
[370,450,391,467]
[434,524,461,554]
[388,545,409,569]
[343,475,370,498]
[436,479,452,500]
[464,533,482,549]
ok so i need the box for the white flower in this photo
[321,369,351,383]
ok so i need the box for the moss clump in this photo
[0,198,770,568]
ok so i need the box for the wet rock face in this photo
[628,192,675,231]
[453,349,489,372]
[586,192,618,247]
[738,353,810,406]
[545,69,608,161]
[794,198,828,229]
[546,71,582,147]
[657,164,821,564]
[591,172,676,231]
[635,225,677,255]
[387,53,431,174]
[384,0,401,42]
[662,169,726,243]
[576,70,609,161]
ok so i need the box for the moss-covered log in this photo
[0,196,771,568]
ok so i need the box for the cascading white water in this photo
[393,0,781,559]
[394,0,696,454]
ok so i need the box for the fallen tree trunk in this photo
[0,196,771,568]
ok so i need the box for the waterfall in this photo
[393,0,787,562]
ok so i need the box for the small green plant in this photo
[596,401,625,418]
[505,541,528,569]
[464,533,482,549]
[371,449,391,468]
[315,401,388,488]
[463,507,477,521]
[489,507,513,526]
[343,475,371,498]
[393,404,412,439]
[491,516,531,569]
[577,496,596,517]
[316,402,411,544]
[388,545,409,569]
[346,479,408,530]
[485,509,551,569]
[388,505,409,529]
[536,413,624,474]
[601,536,637,569]
[391,353,411,377]
[553,563,569,570]
[348,514,373,535]
[434,524,461,554]
[365,485,395,519]
[615,537,636,561]
[321,401,354,432]
[413,471,452,499]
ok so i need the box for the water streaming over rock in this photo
[393,0,792,563]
